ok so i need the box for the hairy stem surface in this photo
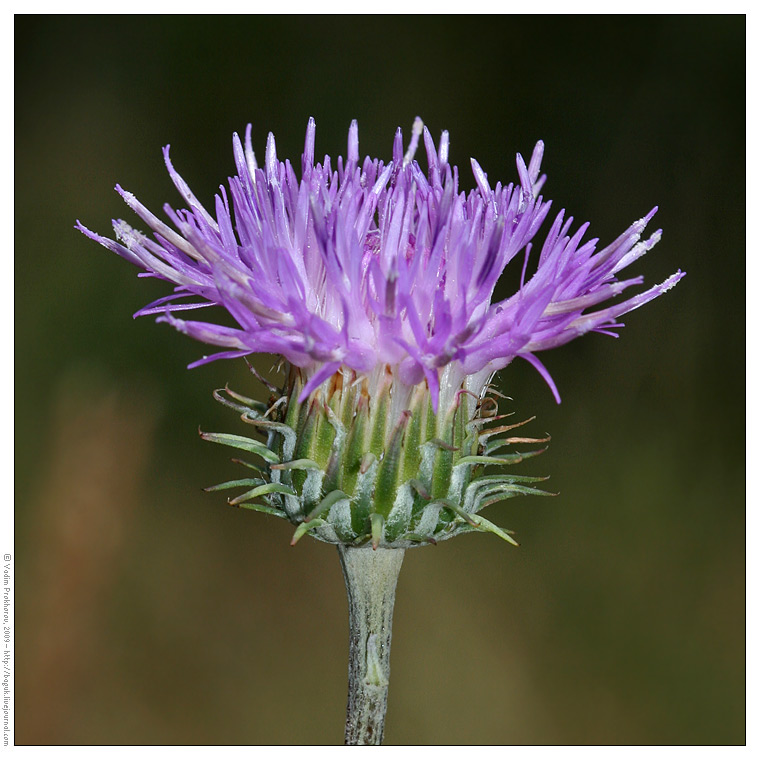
[338,545,405,745]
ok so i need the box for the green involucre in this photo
[202,367,554,548]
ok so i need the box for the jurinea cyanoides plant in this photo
[78,117,683,744]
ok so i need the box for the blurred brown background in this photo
[15,15,744,745]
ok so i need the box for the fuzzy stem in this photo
[338,545,405,745]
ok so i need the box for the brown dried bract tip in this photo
[502,435,551,445]
[328,370,344,397]
[478,396,500,418]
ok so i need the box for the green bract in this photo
[202,366,553,549]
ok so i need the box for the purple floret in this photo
[77,117,684,408]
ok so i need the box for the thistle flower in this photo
[76,118,682,545]
[77,117,683,744]
[78,117,680,401]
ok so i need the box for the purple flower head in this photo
[77,117,684,410]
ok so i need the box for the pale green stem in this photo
[338,545,405,746]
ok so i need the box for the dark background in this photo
[15,15,744,745]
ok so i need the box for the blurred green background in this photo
[15,15,744,745]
